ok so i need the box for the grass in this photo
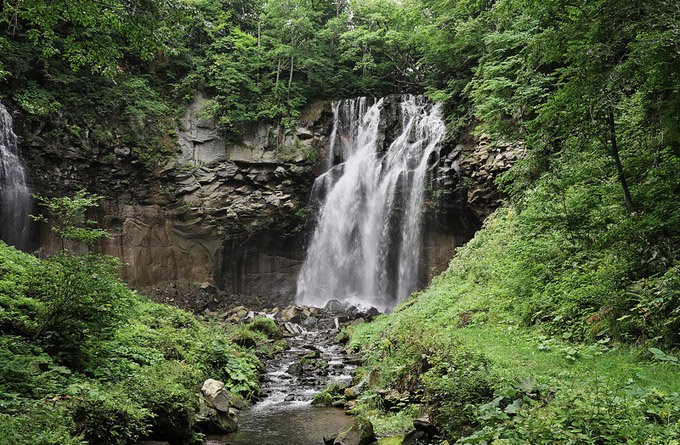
[348,208,680,443]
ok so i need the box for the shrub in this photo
[68,383,151,445]
[29,253,131,369]
[126,361,198,444]
[248,316,281,338]
[0,400,85,445]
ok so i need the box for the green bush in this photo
[126,361,198,444]
[0,400,85,445]
[29,253,131,369]
[248,316,281,339]
[421,349,495,438]
[69,382,151,445]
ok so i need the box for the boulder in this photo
[344,382,365,400]
[333,418,375,445]
[402,430,427,444]
[324,299,345,312]
[201,379,230,412]
[280,306,303,323]
[287,362,303,376]
[413,417,439,437]
[195,400,238,433]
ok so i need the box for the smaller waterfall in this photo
[297,95,445,310]
[0,102,32,251]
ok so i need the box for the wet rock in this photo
[333,417,375,445]
[324,299,345,312]
[350,317,366,326]
[196,380,238,433]
[302,315,319,328]
[195,401,238,433]
[366,307,381,319]
[403,430,428,444]
[284,321,304,335]
[280,306,303,323]
[287,362,303,376]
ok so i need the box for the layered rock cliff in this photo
[12,95,521,306]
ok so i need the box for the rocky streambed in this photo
[205,300,377,445]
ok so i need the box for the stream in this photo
[207,315,360,445]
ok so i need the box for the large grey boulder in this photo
[196,378,238,433]
[201,378,230,412]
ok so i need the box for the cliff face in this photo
[15,95,521,305]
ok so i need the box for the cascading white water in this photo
[0,102,32,251]
[296,95,445,310]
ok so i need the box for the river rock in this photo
[365,307,381,319]
[324,299,345,312]
[280,306,303,323]
[287,362,303,376]
[201,379,230,412]
[413,416,439,437]
[333,417,375,445]
[196,402,238,433]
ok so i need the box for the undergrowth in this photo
[349,206,680,443]
[0,241,260,445]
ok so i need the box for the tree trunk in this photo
[287,55,294,99]
[608,110,635,214]
[275,58,282,89]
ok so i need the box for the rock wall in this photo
[15,95,521,306]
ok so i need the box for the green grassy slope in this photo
[349,206,679,443]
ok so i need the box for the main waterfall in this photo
[0,102,32,251]
[296,95,445,310]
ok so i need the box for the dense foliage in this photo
[0,240,261,444]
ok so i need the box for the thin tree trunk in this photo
[608,110,635,214]
[287,55,294,99]
[275,58,282,89]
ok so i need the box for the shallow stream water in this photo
[208,324,357,444]
[207,404,352,445]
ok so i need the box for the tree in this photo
[27,190,128,368]
[31,189,108,249]
[0,0,189,75]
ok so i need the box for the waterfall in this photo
[296,95,445,310]
[0,102,32,251]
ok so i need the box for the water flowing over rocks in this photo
[297,96,447,310]
[207,302,373,445]
[0,102,33,251]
